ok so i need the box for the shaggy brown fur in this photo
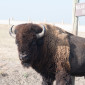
[14,23,72,85]
[42,24,70,72]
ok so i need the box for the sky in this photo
[0,0,85,25]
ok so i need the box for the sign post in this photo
[72,0,79,35]
[72,1,79,85]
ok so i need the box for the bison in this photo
[9,23,85,85]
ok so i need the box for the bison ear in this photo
[31,24,42,34]
[31,24,45,39]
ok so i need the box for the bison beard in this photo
[10,23,79,85]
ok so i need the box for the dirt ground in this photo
[0,24,85,85]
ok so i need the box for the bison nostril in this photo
[19,54,28,60]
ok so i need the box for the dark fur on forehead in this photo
[15,23,43,34]
[30,24,43,34]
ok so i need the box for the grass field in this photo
[0,24,85,85]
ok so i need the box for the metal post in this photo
[71,76,75,85]
[72,0,79,35]
[72,1,79,85]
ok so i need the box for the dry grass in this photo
[0,24,85,85]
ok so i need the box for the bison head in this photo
[9,23,46,67]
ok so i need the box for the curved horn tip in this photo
[36,25,46,38]
[9,25,16,38]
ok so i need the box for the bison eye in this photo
[31,41,36,46]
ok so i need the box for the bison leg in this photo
[56,71,72,85]
[42,77,54,85]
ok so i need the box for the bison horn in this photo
[9,25,16,38]
[36,25,46,38]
